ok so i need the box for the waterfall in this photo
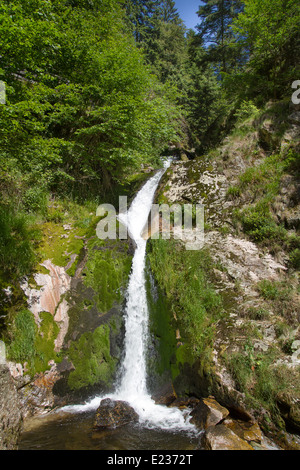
[63,160,196,433]
[116,165,167,401]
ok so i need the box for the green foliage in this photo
[0,0,183,291]
[7,309,61,373]
[196,0,244,74]
[227,344,299,424]
[0,0,181,185]
[0,206,37,278]
[239,202,286,243]
[289,249,300,270]
[147,239,225,360]
[67,324,116,390]
[234,100,259,122]
[230,149,300,268]
[83,238,132,312]
[32,312,60,373]
[226,185,241,199]
[256,280,291,302]
[246,306,270,321]
[227,0,300,102]
[7,310,37,363]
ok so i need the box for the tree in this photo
[184,30,229,152]
[0,0,181,196]
[228,0,300,101]
[124,0,161,43]
[0,0,183,285]
[196,0,244,74]
[159,0,182,24]
[148,21,188,86]
[124,1,187,89]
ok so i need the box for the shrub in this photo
[289,249,300,270]
[240,203,287,243]
[226,186,241,199]
[234,100,259,122]
[257,279,291,301]
[0,206,37,278]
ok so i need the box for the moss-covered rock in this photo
[51,237,132,398]
[67,324,116,391]
[82,237,132,313]
[145,266,178,393]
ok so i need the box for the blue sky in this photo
[174,0,204,30]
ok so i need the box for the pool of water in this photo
[19,410,201,451]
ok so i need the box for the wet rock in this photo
[288,111,300,126]
[0,364,23,449]
[203,396,230,422]
[93,399,139,429]
[151,382,177,406]
[276,392,300,432]
[190,397,229,430]
[18,363,60,418]
[203,424,254,450]
[127,234,137,256]
[223,418,262,444]
[279,431,300,450]
[169,397,200,409]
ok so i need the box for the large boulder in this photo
[190,397,229,430]
[93,398,139,430]
[223,418,262,444]
[203,424,254,451]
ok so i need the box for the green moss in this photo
[171,344,195,381]
[67,324,116,390]
[146,268,178,382]
[147,239,225,362]
[7,309,37,363]
[82,238,132,312]
[37,221,85,269]
[7,310,60,375]
[36,199,103,274]
[32,312,61,373]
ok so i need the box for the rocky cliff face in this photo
[147,100,300,448]
[2,207,133,422]
[0,364,23,450]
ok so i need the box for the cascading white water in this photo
[116,167,165,401]
[62,160,197,433]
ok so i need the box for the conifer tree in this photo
[125,0,161,43]
[159,0,182,24]
[196,0,244,74]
